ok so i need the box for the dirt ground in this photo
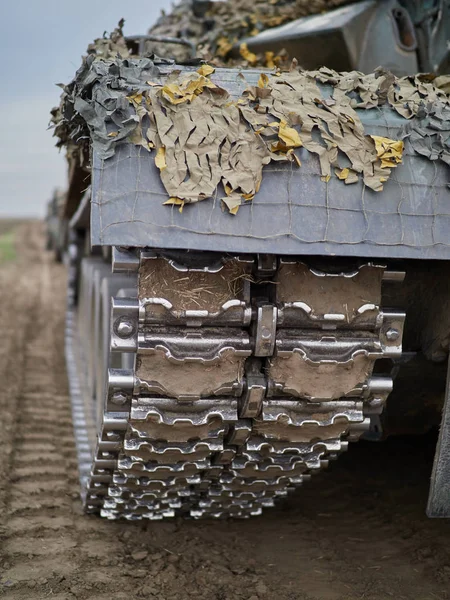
[1,223,450,600]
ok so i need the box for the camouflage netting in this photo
[148,0,358,65]
[52,21,450,215]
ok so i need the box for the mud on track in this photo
[1,222,450,600]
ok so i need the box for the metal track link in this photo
[79,251,405,519]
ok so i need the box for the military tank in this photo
[51,0,450,520]
[45,188,67,262]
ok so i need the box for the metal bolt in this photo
[115,317,136,339]
[385,328,400,341]
[111,391,128,406]
[106,431,121,441]
[101,452,114,459]
[261,327,272,340]
[368,398,384,408]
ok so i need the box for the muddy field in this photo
[1,223,450,600]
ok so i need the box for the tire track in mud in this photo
[0,229,81,594]
[0,224,39,518]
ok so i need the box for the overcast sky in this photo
[0,0,172,217]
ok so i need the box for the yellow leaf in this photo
[279,120,302,148]
[336,167,349,180]
[271,141,286,153]
[242,193,254,201]
[217,37,233,57]
[240,43,258,66]
[197,64,215,77]
[264,15,285,27]
[321,175,331,183]
[161,74,217,105]
[370,135,404,169]
[155,147,167,171]
[161,83,182,104]
[257,73,269,89]
[127,92,143,105]
[224,182,233,196]
[265,51,275,69]
[163,197,185,213]
[107,131,119,137]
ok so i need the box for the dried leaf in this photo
[240,43,258,66]
[127,92,143,105]
[265,51,275,69]
[224,182,233,196]
[370,136,404,168]
[163,197,185,213]
[258,73,269,89]
[217,37,232,57]
[161,73,216,105]
[279,120,302,148]
[336,167,349,180]
[155,146,167,171]
[197,64,215,77]
[271,141,290,153]
[242,192,255,201]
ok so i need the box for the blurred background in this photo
[0,0,171,217]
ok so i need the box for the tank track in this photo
[68,247,405,520]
